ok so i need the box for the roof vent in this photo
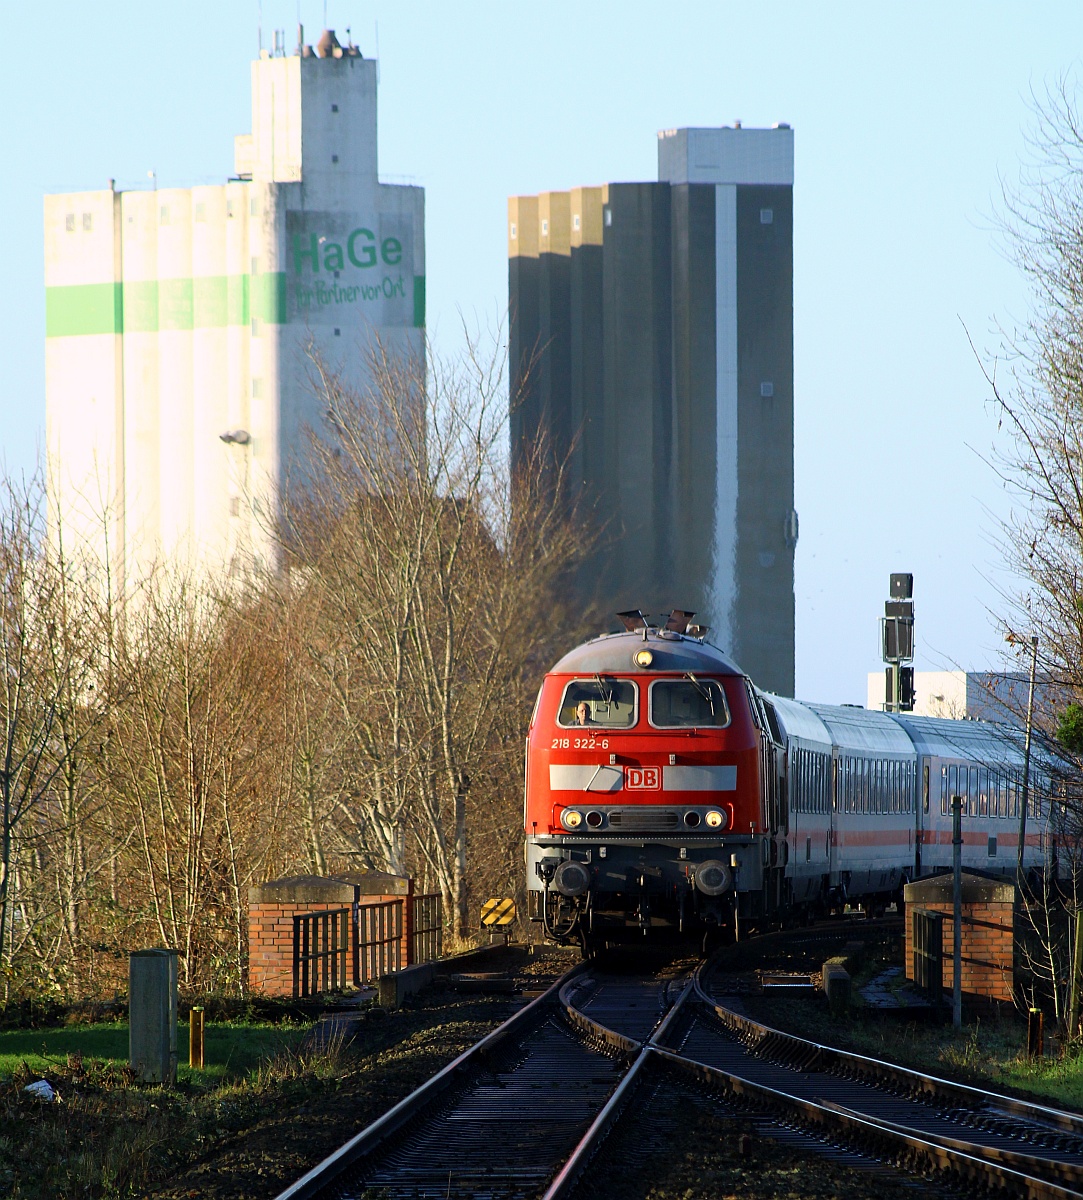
[317,29,341,57]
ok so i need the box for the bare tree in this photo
[0,477,110,994]
[280,332,589,937]
[981,74,1083,1029]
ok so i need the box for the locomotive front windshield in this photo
[650,678,730,728]
[557,678,637,728]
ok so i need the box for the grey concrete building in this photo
[508,125,796,695]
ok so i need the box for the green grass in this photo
[0,1021,310,1085]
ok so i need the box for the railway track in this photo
[662,953,1083,1199]
[275,930,1083,1200]
[275,956,692,1200]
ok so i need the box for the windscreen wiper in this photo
[685,671,716,715]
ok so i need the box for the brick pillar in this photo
[247,877,357,997]
[903,873,1016,1003]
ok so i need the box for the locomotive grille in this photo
[606,809,680,831]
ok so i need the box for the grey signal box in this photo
[129,949,179,1084]
[885,665,916,711]
[882,573,915,712]
[883,616,915,661]
[889,573,914,600]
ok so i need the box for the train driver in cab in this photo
[575,701,595,726]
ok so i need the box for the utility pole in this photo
[1007,633,1039,884]
[952,794,963,1029]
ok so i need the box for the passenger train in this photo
[525,611,1061,945]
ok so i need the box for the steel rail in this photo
[274,959,690,1200]
[542,979,696,1200]
[695,965,1083,1137]
[274,960,586,1200]
[680,956,1083,1198]
[814,1097,1083,1193]
[653,1044,1080,1200]
[558,973,645,1056]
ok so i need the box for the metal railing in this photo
[293,908,351,998]
[911,907,944,1003]
[412,893,443,964]
[357,899,404,984]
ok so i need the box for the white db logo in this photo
[625,766,661,790]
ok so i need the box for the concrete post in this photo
[129,949,179,1083]
[189,1005,205,1070]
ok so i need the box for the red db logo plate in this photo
[625,766,661,790]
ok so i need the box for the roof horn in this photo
[664,609,695,633]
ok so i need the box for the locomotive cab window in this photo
[649,678,731,728]
[557,678,637,728]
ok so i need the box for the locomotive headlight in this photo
[633,648,654,668]
[563,809,583,829]
[705,809,725,829]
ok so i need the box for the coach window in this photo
[979,769,989,817]
[968,767,979,817]
[557,678,637,728]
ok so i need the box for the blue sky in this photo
[2,2,1079,702]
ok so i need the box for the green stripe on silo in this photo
[45,283,123,336]
[160,279,193,331]
[252,272,287,323]
[123,281,159,333]
[227,274,250,326]
[413,276,425,327]
[193,277,228,327]
[46,270,287,335]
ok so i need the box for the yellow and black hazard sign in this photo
[481,898,516,927]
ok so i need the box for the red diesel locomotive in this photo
[525,611,782,945]
[526,610,1056,947]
